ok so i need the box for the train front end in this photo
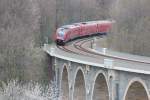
[56,28,66,46]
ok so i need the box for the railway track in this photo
[57,45,77,54]
[77,38,150,65]
[57,36,150,65]
[57,37,98,57]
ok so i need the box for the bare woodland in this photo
[108,0,150,56]
[0,0,150,83]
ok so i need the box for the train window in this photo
[81,22,87,24]
[59,28,69,37]
[59,31,64,37]
[73,24,79,26]
[64,27,69,29]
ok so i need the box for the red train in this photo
[55,20,114,46]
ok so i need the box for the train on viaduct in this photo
[44,20,150,100]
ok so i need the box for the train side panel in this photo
[80,23,97,36]
[70,27,80,39]
[87,23,98,35]
[97,22,112,33]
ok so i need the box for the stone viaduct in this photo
[44,43,150,100]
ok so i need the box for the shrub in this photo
[0,80,59,100]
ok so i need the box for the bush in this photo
[0,80,59,100]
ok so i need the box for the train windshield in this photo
[59,31,64,37]
[58,28,67,37]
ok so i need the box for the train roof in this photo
[74,20,114,25]
[62,24,80,29]
[58,20,115,32]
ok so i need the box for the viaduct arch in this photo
[91,71,109,100]
[60,64,69,100]
[123,78,150,100]
[73,67,86,100]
